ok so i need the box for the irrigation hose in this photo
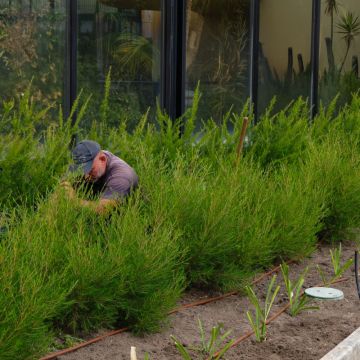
[40,328,129,360]
[211,302,293,359]
[168,291,238,315]
[40,260,332,360]
[170,260,297,315]
[209,277,350,360]
[40,260,294,360]
[39,259,297,360]
[355,250,360,299]
[252,260,296,284]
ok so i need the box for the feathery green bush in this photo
[1,87,360,359]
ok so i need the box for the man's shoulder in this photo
[103,150,120,162]
[103,151,127,169]
[101,151,139,199]
[103,151,138,180]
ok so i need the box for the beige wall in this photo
[259,0,312,78]
[259,0,360,76]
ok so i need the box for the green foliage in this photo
[160,159,279,289]
[280,263,319,316]
[247,98,311,169]
[1,89,360,358]
[0,6,65,106]
[49,334,84,351]
[171,337,192,360]
[197,319,233,358]
[319,71,360,110]
[113,34,160,80]
[245,275,280,342]
[171,319,234,360]
[269,164,325,259]
[0,191,185,359]
[316,265,328,286]
[331,243,354,278]
[317,243,354,286]
[99,67,112,124]
[0,88,88,210]
[305,136,360,242]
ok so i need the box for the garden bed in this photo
[3,91,360,360]
[57,242,360,360]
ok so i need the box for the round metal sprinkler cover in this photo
[305,287,344,300]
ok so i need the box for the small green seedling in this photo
[331,243,353,278]
[171,319,234,360]
[317,243,353,285]
[170,337,192,360]
[50,333,84,351]
[245,275,280,342]
[280,263,319,316]
[316,265,328,286]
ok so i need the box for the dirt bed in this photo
[59,243,360,360]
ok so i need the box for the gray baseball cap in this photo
[69,140,101,174]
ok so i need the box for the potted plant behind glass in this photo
[336,11,360,73]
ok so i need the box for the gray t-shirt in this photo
[92,151,139,200]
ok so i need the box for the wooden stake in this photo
[236,117,249,164]
[130,346,138,360]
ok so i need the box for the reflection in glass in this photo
[258,0,312,115]
[78,0,161,129]
[0,0,66,107]
[185,0,250,125]
[319,0,360,109]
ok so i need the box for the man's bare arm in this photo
[60,181,118,215]
[79,198,118,215]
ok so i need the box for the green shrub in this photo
[0,89,87,210]
[0,207,70,360]
[305,136,360,242]
[1,88,360,359]
[246,98,311,168]
[268,163,326,259]
[0,190,185,358]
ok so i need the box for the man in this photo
[62,140,139,214]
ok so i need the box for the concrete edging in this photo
[320,327,360,360]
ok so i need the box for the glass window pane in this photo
[319,0,360,109]
[78,0,161,129]
[0,0,66,107]
[258,0,312,115]
[185,0,250,125]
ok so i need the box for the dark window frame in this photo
[64,0,321,124]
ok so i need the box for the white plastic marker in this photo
[130,346,138,360]
[305,287,344,300]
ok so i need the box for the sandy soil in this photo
[58,242,360,360]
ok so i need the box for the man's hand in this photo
[59,181,118,214]
[80,198,118,215]
[60,180,76,200]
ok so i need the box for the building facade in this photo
[0,0,359,126]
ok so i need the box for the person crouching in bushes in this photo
[61,140,139,215]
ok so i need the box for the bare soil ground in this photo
[58,242,360,360]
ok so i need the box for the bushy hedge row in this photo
[1,88,360,359]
